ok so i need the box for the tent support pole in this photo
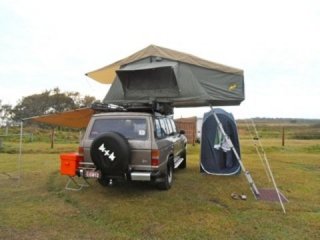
[18,120,23,186]
[209,106,260,198]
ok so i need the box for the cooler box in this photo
[60,153,82,176]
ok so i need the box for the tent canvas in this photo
[200,108,241,175]
[86,45,244,84]
[86,45,245,108]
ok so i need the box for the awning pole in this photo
[18,120,23,186]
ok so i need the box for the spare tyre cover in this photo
[90,132,131,176]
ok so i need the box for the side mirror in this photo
[179,130,185,135]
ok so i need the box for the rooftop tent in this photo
[27,45,244,129]
[200,108,241,175]
[86,45,245,107]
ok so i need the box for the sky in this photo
[0,0,319,119]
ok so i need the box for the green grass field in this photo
[0,123,319,239]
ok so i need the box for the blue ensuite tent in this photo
[200,108,241,175]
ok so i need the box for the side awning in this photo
[26,108,95,128]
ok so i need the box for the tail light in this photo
[151,149,160,167]
[78,147,84,162]
[78,146,84,155]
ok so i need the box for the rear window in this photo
[89,118,148,140]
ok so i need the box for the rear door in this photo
[82,115,151,170]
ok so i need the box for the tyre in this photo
[90,132,131,177]
[178,150,187,169]
[158,161,173,190]
[98,176,110,187]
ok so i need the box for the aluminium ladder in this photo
[246,119,287,214]
[209,106,260,198]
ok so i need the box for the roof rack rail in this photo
[91,102,173,115]
[91,103,126,112]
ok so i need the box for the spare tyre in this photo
[90,132,131,177]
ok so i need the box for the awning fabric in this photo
[26,108,94,128]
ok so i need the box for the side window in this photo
[155,119,163,138]
[159,118,169,136]
[165,118,173,135]
[169,118,177,134]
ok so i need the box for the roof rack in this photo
[91,103,126,112]
[91,102,173,115]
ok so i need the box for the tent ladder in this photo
[245,120,272,182]
[209,106,260,198]
[248,119,286,214]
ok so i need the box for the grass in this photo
[0,127,320,239]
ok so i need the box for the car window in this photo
[168,118,177,134]
[159,118,169,136]
[155,119,165,138]
[165,118,174,135]
[89,118,148,140]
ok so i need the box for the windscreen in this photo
[89,118,148,140]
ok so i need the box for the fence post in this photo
[51,128,55,149]
[282,127,285,147]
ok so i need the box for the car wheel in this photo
[98,176,110,187]
[90,132,131,177]
[178,150,187,169]
[158,161,173,190]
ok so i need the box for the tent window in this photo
[119,67,177,90]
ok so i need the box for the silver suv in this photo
[78,111,187,190]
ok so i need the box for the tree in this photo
[12,88,98,120]
[13,88,72,120]
[66,92,97,108]
[48,88,76,113]
[0,100,13,125]
[80,95,98,107]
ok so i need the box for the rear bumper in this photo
[130,171,161,181]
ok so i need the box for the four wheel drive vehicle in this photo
[73,111,187,190]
